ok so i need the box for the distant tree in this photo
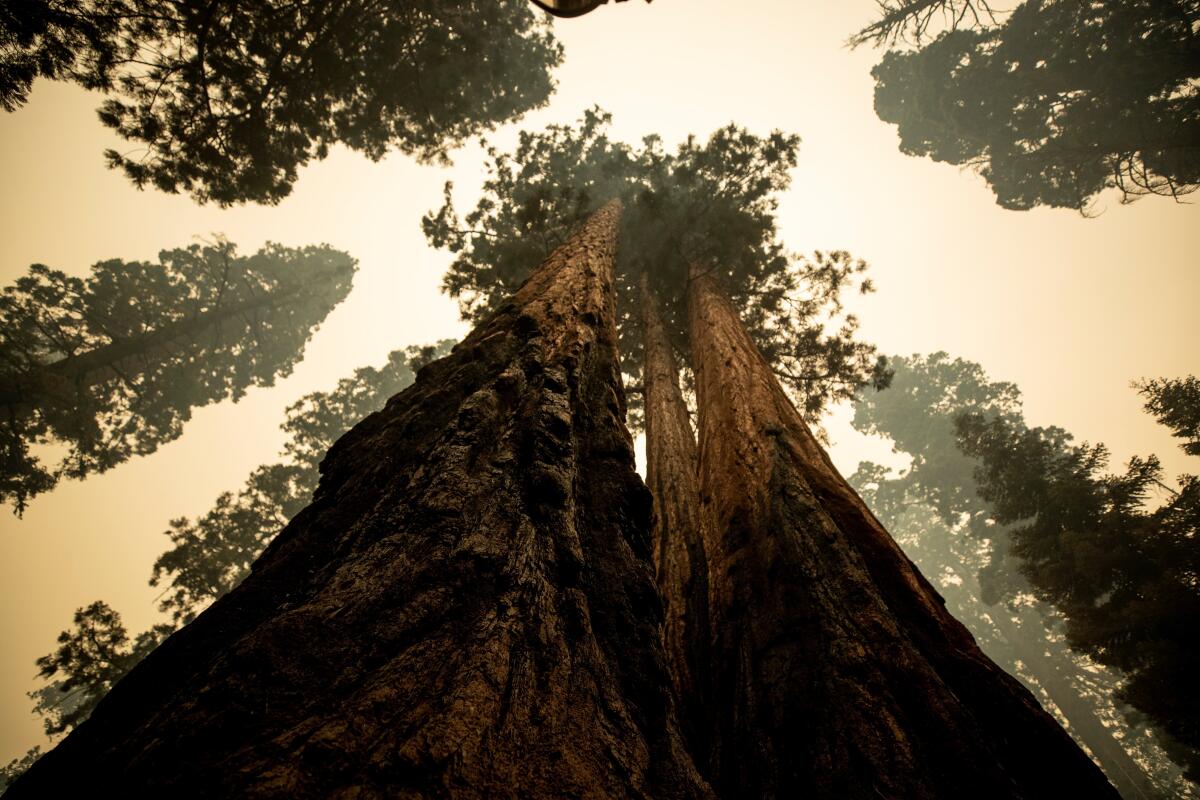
[865,0,1200,210]
[849,353,1192,797]
[0,240,355,513]
[851,353,1200,787]
[29,602,174,737]
[0,747,41,793]
[0,1,561,204]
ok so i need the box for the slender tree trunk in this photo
[9,202,712,800]
[639,272,710,763]
[686,265,1119,799]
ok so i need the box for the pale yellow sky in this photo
[1,0,1196,763]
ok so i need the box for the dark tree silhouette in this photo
[0,240,355,513]
[868,0,1200,210]
[849,353,1190,797]
[0,1,561,204]
[530,0,645,17]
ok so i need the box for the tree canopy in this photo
[0,239,355,513]
[1,1,561,204]
[424,109,891,423]
[867,0,1200,210]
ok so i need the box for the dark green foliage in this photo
[30,602,173,737]
[1138,375,1200,457]
[870,0,1200,210]
[425,109,890,424]
[24,341,450,747]
[2,2,560,204]
[152,341,451,624]
[0,240,355,513]
[851,354,1200,784]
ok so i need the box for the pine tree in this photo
[0,240,355,513]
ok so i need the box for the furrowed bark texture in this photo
[10,202,713,800]
[686,267,1119,800]
[639,273,710,761]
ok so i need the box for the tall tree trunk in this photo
[9,202,712,800]
[686,265,1119,799]
[639,272,710,763]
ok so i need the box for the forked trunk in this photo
[9,203,712,800]
[639,272,710,762]
[686,265,1119,799]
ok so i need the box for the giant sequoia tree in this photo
[0,1,560,203]
[425,114,1118,795]
[862,0,1200,210]
[9,136,1125,797]
[7,203,713,798]
[0,240,355,513]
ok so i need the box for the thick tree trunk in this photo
[639,273,710,762]
[686,265,1119,799]
[9,202,712,800]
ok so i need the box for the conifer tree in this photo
[859,0,1200,209]
[0,1,561,204]
[6,205,712,798]
[1,240,355,513]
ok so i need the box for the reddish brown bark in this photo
[686,265,1119,799]
[9,203,712,800]
[639,273,710,759]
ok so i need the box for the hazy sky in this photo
[1,0,1196,763]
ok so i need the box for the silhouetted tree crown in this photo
[0,240,355,513]
[1,1,562,204]
[868,0,1200,210]
[424,109,890,422]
